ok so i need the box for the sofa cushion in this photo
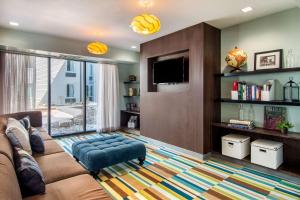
[0,154,22,200]
[0,116,7,133]
[35,152,87,184]
[6,118,32,154]
[0,133,14,164]
[30,130,45,153]
[2,111,42,127]
[14,148,46,196]
[32,127,52,141]
[23,174,112,200]
[19,116,31,132]
[33,140,64,157]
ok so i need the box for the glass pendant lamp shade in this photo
[130,14,160,35]
[87,42,108,55]
[283,77,299,102]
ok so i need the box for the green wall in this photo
[118,63,140,110]
[0,27,139,63]
[0,26,140,116]
[221,8,300,132]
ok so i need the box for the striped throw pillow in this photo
[5,118,32,155]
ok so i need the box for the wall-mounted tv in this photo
[153,57,189,84]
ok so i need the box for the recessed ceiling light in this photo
[241,7,253,13]
[9,21,19,26]
[131,45,137,49]
[139,0,153,7]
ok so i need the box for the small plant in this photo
[277,121,294,129]
[277,121,294,134]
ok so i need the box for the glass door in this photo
[85,62,99,131]
[32,57,49,131]
[50,59,84,136]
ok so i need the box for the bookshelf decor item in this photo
[264,106,286,131]
[225,46,247,73]
[129,75,137,81]
[230,80,274,101]
[254,49,282,71]
[277,120,294,134]
[283,77,299,102]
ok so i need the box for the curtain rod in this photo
[0,48,117,64]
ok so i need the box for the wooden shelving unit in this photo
[121,110,140,115]
[120,110,140,134]
[216,67,300,77]
[219,98,300,106]
[212,122,300,176]
[121,80,140,134]
[124,81,140,84]
[123,95,140,98]
[212,122,300,141]
[213,67,300,176]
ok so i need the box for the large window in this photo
[35,57,49,131]
[66,84,75,98]
[50,59,84,136]
[66,60,75,72]
[86,62,98,131]
[2,53,98,136]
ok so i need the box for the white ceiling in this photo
[0,0,298,51]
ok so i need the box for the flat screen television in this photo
[153,57,189,84]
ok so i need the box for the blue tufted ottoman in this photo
[72,135,146,176]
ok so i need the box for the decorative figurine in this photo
[283,77,299,102]
[225,46,247,73]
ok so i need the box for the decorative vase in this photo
[281,128,288,134]
[286,49,295,68]
[225,46,247,73]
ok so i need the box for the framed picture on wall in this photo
[254,49,283,71]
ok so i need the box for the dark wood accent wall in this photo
[140,23,220,154]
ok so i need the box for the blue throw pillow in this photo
[14,148,45,196]
[19,116,31,132]
[30,130,45,153]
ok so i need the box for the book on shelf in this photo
[231,80,274,101]
[264,106,286,130]
[228,119,255,129]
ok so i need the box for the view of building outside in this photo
[34,58,97,136]
[50,59,84,136]
[86,62,98,131]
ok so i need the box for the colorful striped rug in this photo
[56,133,300,200]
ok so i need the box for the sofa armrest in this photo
[0,111,43,127]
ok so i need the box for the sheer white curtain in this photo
[96,63,120,132]
[3,53,36,113]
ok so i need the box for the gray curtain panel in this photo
[3,53,36,114]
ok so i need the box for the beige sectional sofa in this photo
[0,111,112,200]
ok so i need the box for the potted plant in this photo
[277,121,294,134]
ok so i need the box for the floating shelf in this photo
[216,67,300,77]
[123,95,140,98]
[219,98,300,106]
[121,110,140,115]
[120,126,140,133]
[212,122,300,141]
[124,81,140,84]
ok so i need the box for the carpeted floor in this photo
[55,132,300,200]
